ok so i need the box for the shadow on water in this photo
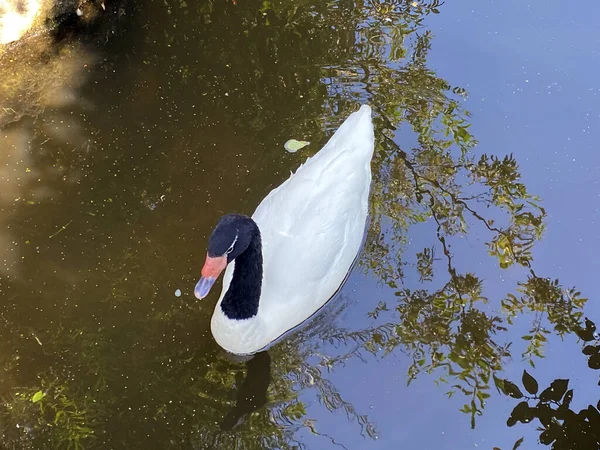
[220,351,271,432]
[0,0,597,449]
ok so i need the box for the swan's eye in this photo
[225,232,239,255]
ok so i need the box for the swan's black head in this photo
[194,214,258,299]
[207,214,256,262]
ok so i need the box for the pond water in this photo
[1,1,599,449]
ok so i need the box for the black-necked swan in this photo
[194,105,374,355]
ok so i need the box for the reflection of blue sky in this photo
[296,1,600,448]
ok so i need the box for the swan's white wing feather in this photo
[253,105,374,338]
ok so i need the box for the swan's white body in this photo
[211,105,374,354]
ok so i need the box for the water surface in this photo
[1,1,599,449]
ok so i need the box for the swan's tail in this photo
[320,105,374,159]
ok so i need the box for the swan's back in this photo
[253,105,374,330]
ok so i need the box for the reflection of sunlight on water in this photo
[0,0,44,44]
[1,0,106,127]
[0,127,33,278]
[0,0,96,281]
[0,42,94,278]
[0,117,88,279]
[1,39,96,127]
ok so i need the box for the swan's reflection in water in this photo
[221,351,272,431]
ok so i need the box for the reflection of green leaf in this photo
[31,390,45,403]
[539,379,569,402]
[588,353,600,370]
[562,389,573,409]
[511,437,524,450]
[284,402,307,420]
[585,318,596,332]
[510,401,532,424]
[539,430,552,445]
[583,345,599,355]
[576,328,595,341]
[521,370,538,395]
[536,403,553,427]
[501,380,523,399]
[54,410,64,424]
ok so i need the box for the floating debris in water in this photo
[31,390,45,403]
[284,139,310,153]
[175,289,181,297]
[142,192,167,210]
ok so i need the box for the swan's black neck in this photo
[221,225,263,320]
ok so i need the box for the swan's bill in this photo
[194,276,216,300]
[195,254,227,299]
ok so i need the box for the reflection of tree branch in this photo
[420,172,532,267]
[389,133,540,275]
[300,420,350,450]
[382,133,424,202]
[426,193,465,304]
[300,362,377,439]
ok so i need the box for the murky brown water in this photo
[1,1,599,449]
